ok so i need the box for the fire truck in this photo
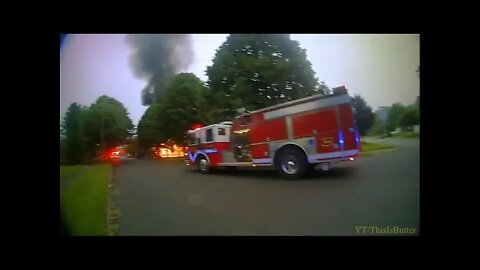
[185,86,360,179]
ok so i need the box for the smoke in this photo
[126,34,194,79]
[126,34,194,104]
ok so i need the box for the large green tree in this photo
[137,102,165,148]
[206,34,322,121]
[399,103,420,130]
[158,73,209,142]
[137,73,209,148]
[369,113,386,136]
[61,103,88,164]
[82,96,134,158]
[351,95,375,136]
[386,103,406,132]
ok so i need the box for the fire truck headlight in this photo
[348,157,355,161]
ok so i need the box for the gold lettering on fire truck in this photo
[321,137,339,148]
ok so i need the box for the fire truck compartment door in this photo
[338,104,357,151]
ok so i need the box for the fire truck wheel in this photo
[197,156,210,173]
[276,148,308,180]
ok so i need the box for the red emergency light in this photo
[192,123,203,130]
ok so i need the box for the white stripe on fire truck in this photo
[263,94,351,120]
[187,148,217,162]
[307,149,359,162]
[253,158,273,164]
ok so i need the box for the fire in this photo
[153,144,185,158]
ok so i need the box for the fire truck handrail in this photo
[246,92,347,116]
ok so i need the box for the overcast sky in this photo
[60,34,419,125]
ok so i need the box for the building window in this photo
[218,128,226,136]
[206,129,213,142]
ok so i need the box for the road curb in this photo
[107,168,121,236]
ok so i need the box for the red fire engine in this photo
[185,86,361,179]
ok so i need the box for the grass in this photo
[60,164,111,236]
[60,165,85,180]
[393,132,420,138]
[361,142,395,153]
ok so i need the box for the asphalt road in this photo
[114,138,419,236]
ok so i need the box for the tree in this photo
[82,96,134,158]
[61,103,88,165]
[137,73,208,149]
[157,73,208,142]
[386,103,406,132]
[369,113,385,136]
[351,95,375,136]
[399,105,419,130]
[206,34,322,121]
[317,81,331,95]
[137,102,165,149]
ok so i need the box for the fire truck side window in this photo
[187,133,196,145]
[206,128,213,142]
[218,128,226,135]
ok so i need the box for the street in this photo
[114,138,419,236]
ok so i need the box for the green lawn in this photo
[361,142,395,153]
[60,165,85,180]
[60,164,111,236]
[392,132,420,138]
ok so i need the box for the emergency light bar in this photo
[332,86,348,95]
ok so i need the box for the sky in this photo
[60,34,420,125]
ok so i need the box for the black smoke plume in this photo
[126,34,194,105]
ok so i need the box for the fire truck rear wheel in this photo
[197,156,210,173]
[276,148,308,180]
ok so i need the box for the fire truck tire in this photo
[275,147,308,180]
[196,156,210,173]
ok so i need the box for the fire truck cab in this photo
[185,86,360,179]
